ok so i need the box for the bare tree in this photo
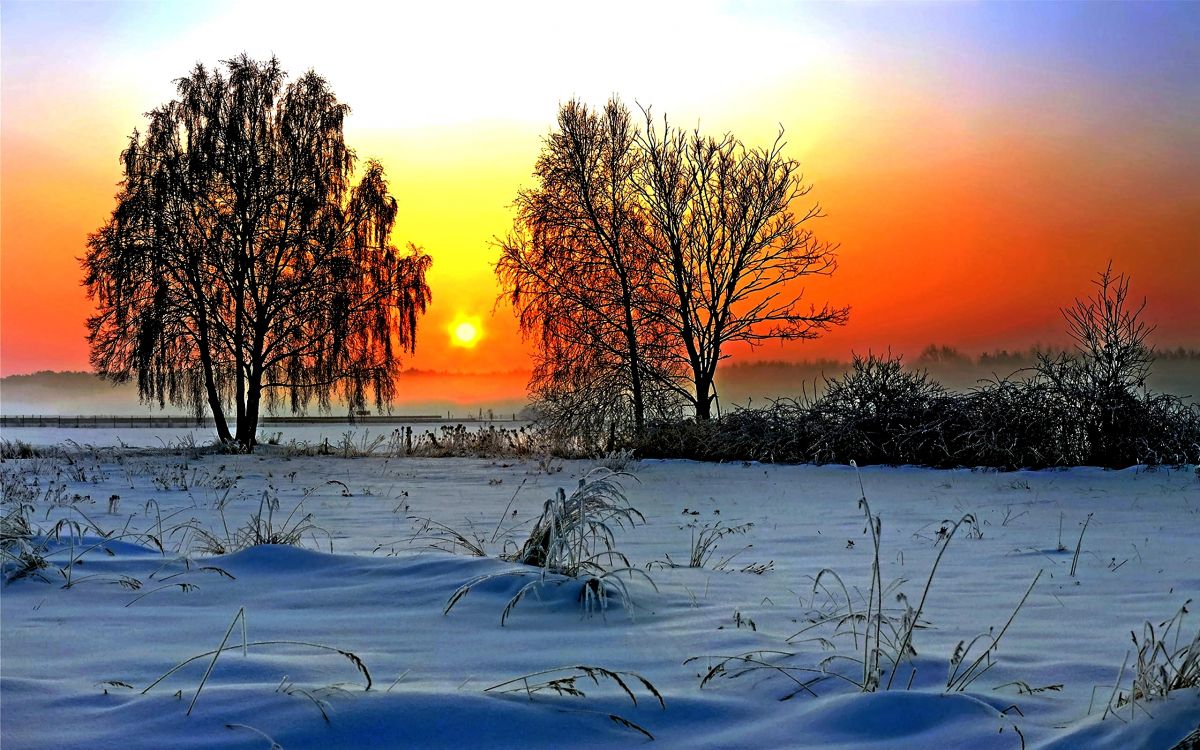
[83,55,432,450]
[1060,263,1155,392]
[637,111,849,419]
[496,99,681,438]
[497,99,848,429]
[1036,264,1156,463]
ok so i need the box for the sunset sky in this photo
[2,0,1197,379]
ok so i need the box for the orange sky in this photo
[2,1,1197,380]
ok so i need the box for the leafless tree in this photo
[498,99,848,429]
[1061,263,1155,392]
[636,110,849,419]
[1036,264,1157,463]
[496,99,682,438]
[83,55,432,450]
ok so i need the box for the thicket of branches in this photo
[627,267,1200,469]
[634,360,1198,469]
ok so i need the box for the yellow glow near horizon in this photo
[450,317,482,349]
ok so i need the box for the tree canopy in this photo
[83,55,431,449]
[497,101,682,438]
[497,97,847,438]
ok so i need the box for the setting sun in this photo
[450,317,482,348]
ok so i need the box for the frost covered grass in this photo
[1104,601,1200,720]
[444,470,656,625]
[0,503,47,582]
[0,439,44,459]
[175,491,330,556]
[2,442,1199,749]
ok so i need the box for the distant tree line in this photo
[722,346,1200,373]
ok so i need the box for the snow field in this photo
[2,446,1198,748]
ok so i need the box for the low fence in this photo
[0,414,520,429]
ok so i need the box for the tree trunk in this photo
[234,235,249,449]
[628,350,645,434]
[201,354,233,443]
[237,368,262,451]
[620,290,645,435]
[695,376,713,420]
[195,315,233,444]
[234,348,247,445]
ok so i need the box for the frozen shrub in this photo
[809,353,950,465]
[0,440,42,459]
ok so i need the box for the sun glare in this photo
[450,317,482,348]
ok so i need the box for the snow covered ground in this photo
[2,433,1198,748]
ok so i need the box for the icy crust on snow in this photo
[2,452,1198,748]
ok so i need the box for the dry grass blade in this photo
[947,569,1043,692]
[224,723,282,749]
[443,569,531,617]
[685,651,849,699]
[485,665,664,709]
[995,681,1063,695]
[885,512,974,689]
[155,565,235,583]
[405,515,488,557]
[124,582,199,607]
[490,478,528,543]
[690,521,754,569]
[500,578,545,626]
[857,493,884,691]
[276,678,333,724]
[1069,512,1093,578]
[141,609,373,707]
[608,713,654,741]
[791,568,859,647]
[145,639,372,693]
[485,665,664,737]
[187,607,246,715]
[1110,600,1199,716]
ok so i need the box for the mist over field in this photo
[5,349,1197,419]
[718,348,1200,409]
[0,369,530,419]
